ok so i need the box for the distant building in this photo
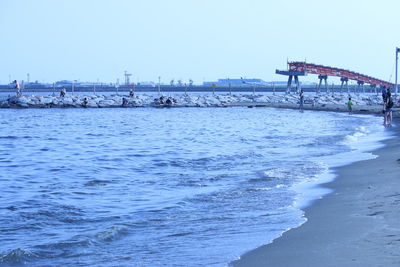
[55,80,105,87]
[202,79,312,87]
[203,78,268,87]
[55,80,77,87]
[137,82,156,87]
[25,81,51,88]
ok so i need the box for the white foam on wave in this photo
[251,184,287,191]
[292,115,394,210]
[342,119,393,153]
[95,225,128,242]
[291,168,333,209]
[262,168,292,180]
[0,248,38,264]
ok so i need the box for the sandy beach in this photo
[231,120,400,267]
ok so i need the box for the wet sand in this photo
[232,120,400,267]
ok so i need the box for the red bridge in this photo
[276,61,394,93]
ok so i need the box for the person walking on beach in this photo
[347,97,353,115]
[384,96,394,127]
[299,89,304,112]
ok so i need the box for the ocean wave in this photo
[0,135,18,139]
[37,238,93,250]
[167,231,194,238]
[261,162,327,182]
[84,179,114,187]
[95,226,128,242]
[152,153,261,170]
[19,205,85,224]
[342,125,373,144]
[344,131,367,143]
[33,226,128,255]
[0,248,38,264]
[247,184,287,192]
[177,180,209,187]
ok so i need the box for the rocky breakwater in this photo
[0,93,260,108]
[0,93,398,117]
[0,94,155,108]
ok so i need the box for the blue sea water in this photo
[0,107,388,266]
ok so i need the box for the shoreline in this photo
[231,120,400,266]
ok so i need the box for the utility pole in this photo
[116,78,120,95]
[158,76,161,95]
[124,71,132,86]
[228,78,232,95]
[396,47,399,96]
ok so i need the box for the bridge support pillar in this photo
[370,84,376,94]
[317,75,328,94]
[287,75,293,94]
[275,70,306,94]
[286,75,301,94]
[357,81,364,94]
[294,75,300,93]
[340,77,349,94]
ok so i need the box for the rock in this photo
[93,95,104,101]
[0,101,10,108]
[110,96,123,102]
[40,97,54,105]
[18,102,29,108]
[61,97,75,107]
[86,101,98,108]
[255,95,270,102]
[98,99,116,108]
[16,96,30,104]
[51,99,63,107]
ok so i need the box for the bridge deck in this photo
[288,62,393,88]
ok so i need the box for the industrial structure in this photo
[276,60,396,94]
[124,71,132,86]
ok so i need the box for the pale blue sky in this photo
[0,0,399,84]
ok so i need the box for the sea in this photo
[0,106,390,266]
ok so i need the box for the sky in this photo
[0,0,399,84]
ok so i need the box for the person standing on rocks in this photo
[60,87,66,97]
[122,97,128,107]
[14,80,21,97]
[299,89,304,112]
[82,97,89,108]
